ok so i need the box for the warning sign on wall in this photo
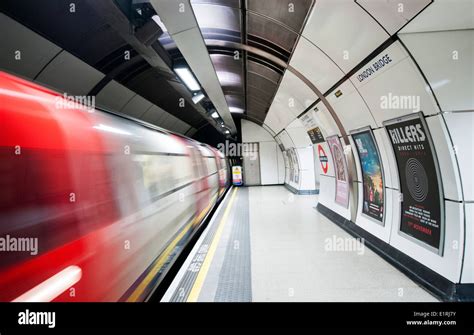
[232,166,243,186]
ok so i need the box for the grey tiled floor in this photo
[248,186,438,302]
[166,186,438,302]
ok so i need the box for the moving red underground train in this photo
[0,71,230,302]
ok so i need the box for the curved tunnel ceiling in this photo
[186,0,449,143]
[190,0,314,125]
[2,0,469,146]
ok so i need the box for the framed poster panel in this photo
[288,148,300,184]
[384,113,445,254]
[352,128,385,225]
[299,110,325,144]
[326,135,349,208]
[286,149,294,182]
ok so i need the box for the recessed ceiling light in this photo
[229,107,244,114]
[192,93,205,104]
[211,111,219,118]
[174,67,201,91]
[151,15,168,33]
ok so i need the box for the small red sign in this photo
[318,145,329,174]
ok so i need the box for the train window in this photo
[132,154,193,202]
[206,157,218,175]
[172,156,194,187]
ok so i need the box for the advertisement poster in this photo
[232,166,242,186]
[352,130,384,224]
[386,116,443,251]
[326,136,349,208]
[276,136,285,152]
[288,148,300,184]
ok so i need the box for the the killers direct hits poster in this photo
[386,116,443,250]
[353,130,384,224]
[326,136,349,208]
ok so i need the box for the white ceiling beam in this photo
[149,0,237,135]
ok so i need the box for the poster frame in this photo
[326,135,350,209]
[351,126,386,226]
[383,112,445,256]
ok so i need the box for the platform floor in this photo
[162,186,437,302]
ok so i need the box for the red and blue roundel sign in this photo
[318,144,328,174]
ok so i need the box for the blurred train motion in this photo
[0,71,230,302]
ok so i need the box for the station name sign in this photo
[356,54,393,83]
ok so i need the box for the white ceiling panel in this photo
[264,102,294,134]
[326,79,377,131]
[162,113,180,130]
[313,102,341,137]
[241,119,274,142]
[285,119,312,147]
[302,0,389,73]
[356,0,432,35]
[400,30,474,112]
[150,0,196,34]
[264,71,317,132]
[186,128,197,137]
[177,119,192,134]
[0,13,62,80]
[289,36,345,93]
[286,117,304,129]
[119,94,153,119]
[350,42,440,126]
[36,50,105,96]
[96,80,135,113]
[424,115,463,202]
[443,112,474,201]
[400,0,474,33]
[155,111,172,127]
[273,70,317,116]
[141,105,168,125]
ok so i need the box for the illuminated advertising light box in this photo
[385,114,444,254]
[326,135,349,208]
[352,129,385,225]
[232,166,243,186]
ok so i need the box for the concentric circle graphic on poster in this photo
[405,158,429,203]
[386,115,443,251]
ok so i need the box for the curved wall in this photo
[261,0,474,298]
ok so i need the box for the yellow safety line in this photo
[186,187,238,302]
[127,193,218,302]
[126,220,193,302]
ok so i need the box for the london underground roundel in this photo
[318,144,328,174]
